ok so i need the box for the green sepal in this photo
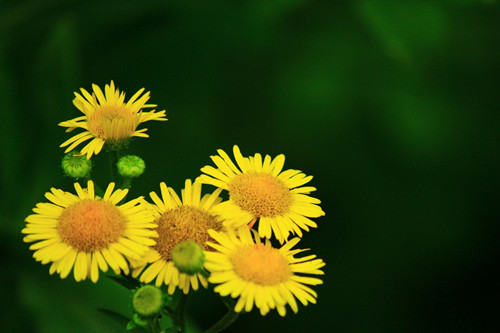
[126,317,149,332]
[199,268,210,278]
[61,151,92,179]
[132,313,149,327]
[164,326,181,333]
[126,320,137,331]
[105,138,131,152]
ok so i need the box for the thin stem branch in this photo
[108,150,118,181]
[108,149,121,182]
[203,308,239,333]
[121,176,133,189]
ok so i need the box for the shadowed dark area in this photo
[1,1,499,332]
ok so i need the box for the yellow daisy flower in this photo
[138,179,223,294]
[59,81,167,159]
[22,180,158,282]
[205,226,325,316]
[200,145,325,242]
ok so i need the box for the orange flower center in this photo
[87,105,139,141]
[229,173,292,217]
[154,206,221,261]
[58,199,126,252]
[231,243,291,285]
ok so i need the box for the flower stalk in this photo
[171,293,189,332]
[203,308,239,333]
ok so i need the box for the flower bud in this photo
[132,285,164,318]
[116,155,145,178]
[61,152,92,179]
[172,240,205,275]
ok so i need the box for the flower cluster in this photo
[22,81,326,328]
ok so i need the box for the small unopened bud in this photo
[117,155,145,178]
[172,240,205,275]
[61,152,92,179]
[132,285,164,318]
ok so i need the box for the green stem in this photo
[121,176,133,189]
[82,174,91,183]
[203,308,239,333]
[171,293,189,332]
[148,317,162,333]
[93,182,105,197]
[108,150,119,182]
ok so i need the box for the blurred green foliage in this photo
[1,0,499,332]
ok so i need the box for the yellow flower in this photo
[22,181,157,282]
[137,179,223,294]
[200,145,325,242]
[59,81,167,159]
[205,226,325,316]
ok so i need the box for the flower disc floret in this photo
[58,200,125,252]
[87,105,137,140]
[229,172,292,217]
[154,206,220,261]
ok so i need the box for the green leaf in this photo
[107,274,141,290]
[132,325,149,333]
[97,308,130,327]
[98,309,149,333]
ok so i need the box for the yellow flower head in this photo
[137,179,223,294]
[22,181,158,282]
[205,226,325,316]
[200,145,325,242]
[59,81,167,159]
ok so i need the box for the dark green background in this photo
[1,0,498,332]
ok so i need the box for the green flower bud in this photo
[117,155,145,178]
[172,240,205,275]
[132,285,164,318]
[61,152,92,179]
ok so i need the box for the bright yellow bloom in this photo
[22,181,157,282]
[136,179,223,294]
[205,226,325,316]
[200,145,325,242]
[59,81,167,159]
